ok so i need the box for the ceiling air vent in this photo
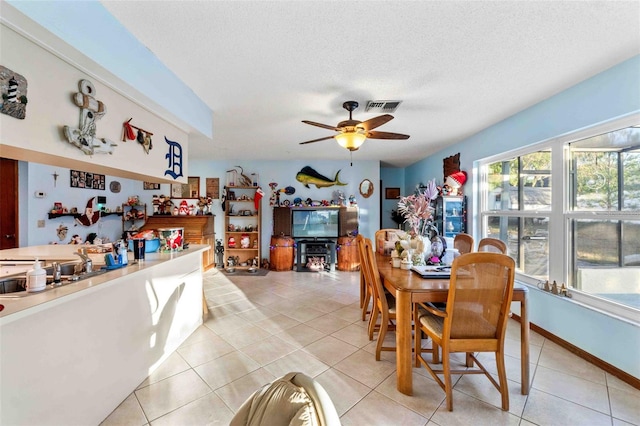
[364,100,402,113]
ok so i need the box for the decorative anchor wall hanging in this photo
[63,79,117,155]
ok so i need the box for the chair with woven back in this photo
[477,237,507,254]
[359,236,398,358]
[374,228,402,254]
[361,229,401,322]
[453,232,474,254]
[414,252,516,411]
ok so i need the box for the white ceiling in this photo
[101,1,640,168]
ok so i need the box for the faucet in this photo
[74,249,93,274]
[51,262,62,285]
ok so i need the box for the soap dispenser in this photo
[26,259,47,292]
[119,240,128,265]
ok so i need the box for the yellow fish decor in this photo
[296,166,347,188]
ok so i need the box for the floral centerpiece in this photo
[397,179,438,237]
[396,179,439,265]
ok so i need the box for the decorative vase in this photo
[400,259,412,270]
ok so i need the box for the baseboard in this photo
[510,313,640,390]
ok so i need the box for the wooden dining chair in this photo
[453,233,474,254]
[477,237,507,254]
[374,229,401,254]
[360,237,398,358]
[414,252,516,411]
[356,234,372,322]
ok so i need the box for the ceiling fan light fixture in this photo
[335,129,366,151]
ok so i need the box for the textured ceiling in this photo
[101,1,640,167]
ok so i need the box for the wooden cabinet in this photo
[272,206,358,237]
[141,215,215,269]
[224,186,261,269]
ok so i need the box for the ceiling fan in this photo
[299,101,410,152]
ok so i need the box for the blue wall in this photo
[403,55,640,378]
[380,167,405,230]
[22,160,380,260]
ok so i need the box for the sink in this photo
[0,265,109,297]
[44,262,81,276]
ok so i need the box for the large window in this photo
[568,126,640,309]
[479,119,640,319]
[483,150,551,278]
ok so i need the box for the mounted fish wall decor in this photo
[63,79,117,155]
[0,65,28,119]
[296,166,347,188]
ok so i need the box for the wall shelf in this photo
[48,211,123,219]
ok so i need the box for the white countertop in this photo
[0,245,208,321]
[0,244,110,261]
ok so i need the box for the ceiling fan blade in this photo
[367,130,410,140]
[299,135,336,145]
[358,114,394,131]
[302,120,341,131]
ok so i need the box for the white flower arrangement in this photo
[397,179,438,236]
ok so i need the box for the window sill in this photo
[517,277,640,327]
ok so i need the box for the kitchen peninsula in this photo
[0,245,208,425]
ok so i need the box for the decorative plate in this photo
[110,181,121,193]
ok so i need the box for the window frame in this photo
[475,113,640,324]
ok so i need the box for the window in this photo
[568,126,640,309]
[483,150,552,279]
[479,118,640,320]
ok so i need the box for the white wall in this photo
[0,12,190,183]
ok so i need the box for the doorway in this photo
[0,158,19,249]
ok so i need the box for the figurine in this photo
[269,182,279,206]
[152,195,160,214]
[56,224,68,241]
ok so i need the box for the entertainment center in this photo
[272,206,359,272]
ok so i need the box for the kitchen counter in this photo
[0,244,207,320]
[0,244,101,261]
[0,244,208,425]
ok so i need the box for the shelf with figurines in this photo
[150,194,214,216]
[48,202,123,219]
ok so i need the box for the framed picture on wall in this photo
[70,170,105,190]
[385,187,401,199]
[171,176,200,199]
[206,177,219,199]
[70,170,80,188]
[143,182,160,190]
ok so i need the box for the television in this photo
[291,209,339,239]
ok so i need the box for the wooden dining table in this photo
[375,254,530,396]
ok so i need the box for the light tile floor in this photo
[102,269,640,426]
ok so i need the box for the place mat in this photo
[221,268,269,277]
